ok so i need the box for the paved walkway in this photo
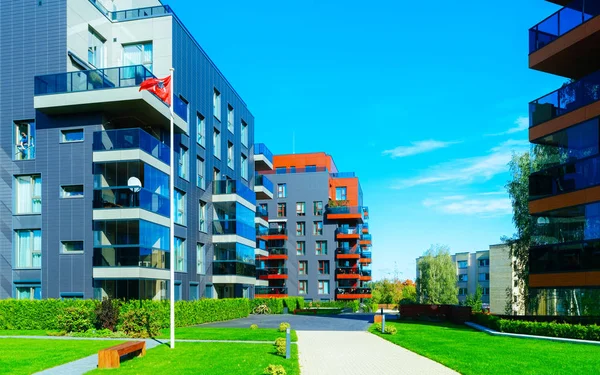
[296,331,459,375]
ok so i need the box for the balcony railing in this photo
[35,65,154,96]
[361,234,372,241]
[360,270,372,277]
[257,267,288,278]
[268,248,288,256]
[255,205,269,220]
[93,128,170,165]
[361,252,372,259]
[530,239,600,274]
[336,287,372,295]
[529,154,600,200]
[213,261,256,278]
[254,143,273,163]
[336,247,360,255]
[255,286,288,296]
[254,175,274,194]
[261,166,328,175]
[530,70,600,128]
[257,227,288,237]
[112,4,172,22]
[335,227,360,235]
[212,180,256,205]
[93,247,168,268]
[93,187,169,217]
[330,172,355,178]
[212,220,256,240]
[336,268,359,275]
[529,0,600,54]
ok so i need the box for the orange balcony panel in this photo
[359,240,372,246]
[261,235,288,241]
[336,233,360,240]
[259,274,289,280]
[256,255,288,261]
[530,100,600,142]
[337,274,361,280]
[362,228,368,234]
[360,275,372,282]
[327,213,362,220]
[336,294,372,300]
[530,271,600,288]
[359,258,372,264]
[529,185,600,215]
[255,294,288,299]
[336,254,360,260]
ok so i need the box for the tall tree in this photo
[416,244,458,304]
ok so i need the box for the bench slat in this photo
[98,341,146,369]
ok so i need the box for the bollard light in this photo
[286,327,291,359]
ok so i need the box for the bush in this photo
[57,306,96,333]
[274,338,287,357]
[279,322,291,332]
[251,298,285,314]
[250,324,259,330]
[264,364,286,375]
[0,299,99,330]
[69,329,128,338]
[119,308,161,338]
[95,298,119,331]
[373,322,396,334]
[283,297,304,312]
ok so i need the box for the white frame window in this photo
[296,202,305,216]
[197,113,205,147]
[174,189,186,226]
[197,243,205,275]
[60,129,84,143]
[197,157,205,189]
[199,200,207,232]
[88,27,105,68]
[213,129,221,159]
[61,185,84,198]
[318,280,330,294]
[227,104,234,133]
[15,175,42,214]
[335,187,347,201]
[174,237,186,272]
[277,183,286,198]
[178,146,189,180]
[15,229,42,269]
[227,142,234,170]
[241,120,248,146]
[213,88,221,120]
[122,41,153,71]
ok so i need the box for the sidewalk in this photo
[297,331,459,375]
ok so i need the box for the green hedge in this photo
[471,313,600,341]
[0,299,99,330]
[307,300,360,312]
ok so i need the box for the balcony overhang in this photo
[93,266,169,280]
[530,100,600,142]
[336,254,360,260]
[326,213,363,222]
[360,275,372,281]
[212,235,256,248]
[212,193,255,211]
[529,185,600,214]
[256,255,288,261]
[34,87,188,134]
[93,149,170,175]
[254,185,273,200]
[359,240,372,246]
[337,274,360,280]
[212,275,258,285]
[258,274,288,280]
[336,294,372,300]
[336,233,360,240]
[255,294,287,298]
[359,258,372,264]
[259,234,288,241]
[256,279,269,286]
[530,271,600,287]
[255,249,269,257]
[254,154,273,171]
[93,208,169,227]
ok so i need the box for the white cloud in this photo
[382,140,460,158]
[422,193,512,217]
[487,116,529,136]
[392,139,529,189]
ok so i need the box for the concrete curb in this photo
[0,336,296,344]
[465,322,600,346]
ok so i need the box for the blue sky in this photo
[171,0,565,280]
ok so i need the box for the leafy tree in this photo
[371,279,416,305]
[464,285,483,312]
[416,244,458,304]
[400,283,417,305]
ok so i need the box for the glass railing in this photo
[261,166,328,175]
[93,187,170,217]
[336,268,359,275]
[361,234,372,241]
[257,267,288,277]
[529,153,600,200]
[336,287,372,295]
[212,180,256,205]
[257,228,288,237]
[254,143,273,164]
[360,270,372,277]
[88,0,110,16]
[213,261,256,277]
[330,172,355,178]
[255,205,269,220]
[361,252,372,259]
[529,0,600,54]
[93,247,168,269]
[111,4,172,22]
[35,65,154,96]
[336,247,360,255]
[530,70,600,128]
[327,206,364,216]
[530,239,600,274]
[254,175,274,194]
[335,227,360,235]
[212,220,256,241]
[255,286,288,295]
[93,128,170,165]
[266,247,287,256]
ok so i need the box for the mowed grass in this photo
[157,327,298,342]
[0,338,126,375]
[0,330,56,336]
[370,321,600,375]
[87,342,300,375]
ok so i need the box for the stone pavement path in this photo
[296,331,460,375]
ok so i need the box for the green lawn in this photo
[370,321,600,375]
[0,338,126,375]
[0,330,55,336]
[157,327,298,342]
[87,342,300,375]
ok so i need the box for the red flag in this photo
[139,75,172,105]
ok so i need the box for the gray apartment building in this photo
[1,0,272,301]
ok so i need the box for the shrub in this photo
[69,328,128,338]
[283,297,304,312]
[250,324,259,330]
[274,338,287,356]
[57,306,95,333]
[119,308,161,338]
[95,298,119,331]
[264,364,286,375]
[251,298,284,314]
[0,299,98,330]
[384,325,397,335]
[279,322,291,332]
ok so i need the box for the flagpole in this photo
[169,67,175,350]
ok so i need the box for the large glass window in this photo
[296,241,305,255]
[336,187,347,201]
[15,229,41,268]
[227,105,234,133]
[14,121,35,160]
[277,184,287,198]
[16,284,41,300]
[123,42,153,72]
[88,27,105,68]
[197,243,206,275]
[227,142,234,170]
[241,120,248,146]
[197,114,206,147]
[61,129,84,143]
[213,89,221,120]
[174,189,186,226]
[313,201,323,216]
[174,237,186,272]
[299,281,307,295]
[213,129,221,158]
[178,146,189,180]
[197,157,205,189]
[199,200,207,232]
[241,154,248,180]
[15,175,41,214]
[318,280,329,294]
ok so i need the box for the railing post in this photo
[285,327,291,360]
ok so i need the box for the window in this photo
[190,283,199,300]
[479,259,490,267]
[88,27,105,68]
[197,114,206,147]
[16,284,41,300]
[316,241,327,255]
[457,260,468,269]
[199,200,207,232]
[458,288,468,296]
[241,120,248,146]
[318,280,330,294]
[482,287,490,296]
[313,201,323,216]
[296,241,305,256]
[174,281,182,301]
[213,168,220,183]
[299,261,307,275]
[306,165,316,172]
[174,189,186,226]
[61,241,83,253]
[318,261,329,275]
[123,42,153,71]
[335,187,347,200]
[241,154,248,180]
[227,142,234,170]
[296,202,305,216]
[458,274,468,282]
[197,157,205,189]
[15,175,42,214]
[60,185,83,198]
[213,88,221,120]
[277,203,286,217]
[61,129,84,143]
[277,183,287,198]
[15,229,41,268]
[213,129,221,158]
[296,222,305,236]
[174,237,186,272]
[313,221,323,235]
[276,167,286,174]
[227,105,234,133]
[197,243,205,275]
[14,121,35,160]
[290,166,296,173]
[299,281,307,295]
[178,146,189,180]
[478,273,490,282]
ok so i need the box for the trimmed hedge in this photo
[471,313,600,341]
[249,297,304,314]
[0,299,98,330]
[307,300,360,312]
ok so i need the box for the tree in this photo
[371,278,415,305]
[400,283,417,305]
[416,244,458,304]
[464,285,483,312]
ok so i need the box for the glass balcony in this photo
[173,96,188,123]
[530,70,600,128]
[530,239,600,274]
[330,172,355,178]
[268,247,287,256]
[361,252,372,259]
[93,247,168,269]
[35,65,154,96]
[255,205,268,220]
[360,270,372,277]
[93,128,170,165]
[93,187,169,217]
[361,234,372,241]
[254,175,274,194]
[336,287,372,295]
[255,286,287,296]
[212,180,256,205]
[262,166,328,175]
[529,154,600,200]
[336,247,360,255]
[335,227,360,235]
[212,220,256,241]
[529,0,600,54]
[257,228,288,237]
[213,261,256,278]
[336,268,360,275]
[111,4,173,22]
[257,267,288,278]
[254,143,273,164]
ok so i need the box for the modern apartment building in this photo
[528,0,600,315]
[1,0,267,301]
[255,153,372,302]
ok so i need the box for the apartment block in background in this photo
[256,153,372,302]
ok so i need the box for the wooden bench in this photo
[98,341,146,369]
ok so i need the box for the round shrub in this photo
[274,337,287,356]
[250,324,259,330]
[278,322,291,332]
[119,309,161,338]
[264,364,286,375]
[57,306,95,333]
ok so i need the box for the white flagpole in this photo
[169,67,175,349]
